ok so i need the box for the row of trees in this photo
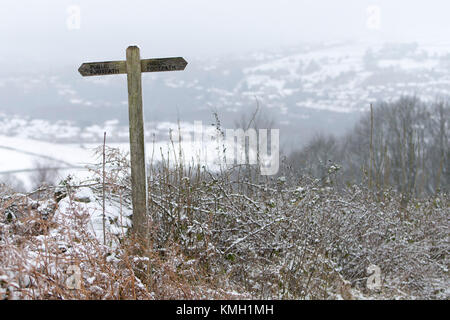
[289,96,449,200]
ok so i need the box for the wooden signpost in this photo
[79,46,187,240]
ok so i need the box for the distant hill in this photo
[0,41,449,149]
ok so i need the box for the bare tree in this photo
[289,96,449,198]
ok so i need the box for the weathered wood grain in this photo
[126,46,148,240]
[141,57,188,72]
[79,57,187,76]
[78,61,126,76]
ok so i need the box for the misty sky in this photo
[1,0,449,71]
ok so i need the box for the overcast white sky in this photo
[1,0,449,71]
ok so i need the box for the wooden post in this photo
[126,46,148,240]
[78,47,187,242]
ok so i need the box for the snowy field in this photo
[0,127,259,190]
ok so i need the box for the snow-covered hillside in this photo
[2,41,450,128]
[1,41,450,188]
[0,122,237,190]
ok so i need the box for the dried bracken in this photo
[0,139,448,300]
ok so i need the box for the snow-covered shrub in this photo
[145,150,449,299]
[0,144,448,300]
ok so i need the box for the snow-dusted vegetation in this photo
[3,0,450,303]
[0,105,448,299]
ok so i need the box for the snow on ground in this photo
[0,135,92,168]
[55,187,132,246]
[377,59,439,70]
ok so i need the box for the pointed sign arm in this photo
[78,57,188,77]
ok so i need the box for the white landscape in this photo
[0,1,448,304]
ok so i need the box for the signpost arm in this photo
[126,46,148,240]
